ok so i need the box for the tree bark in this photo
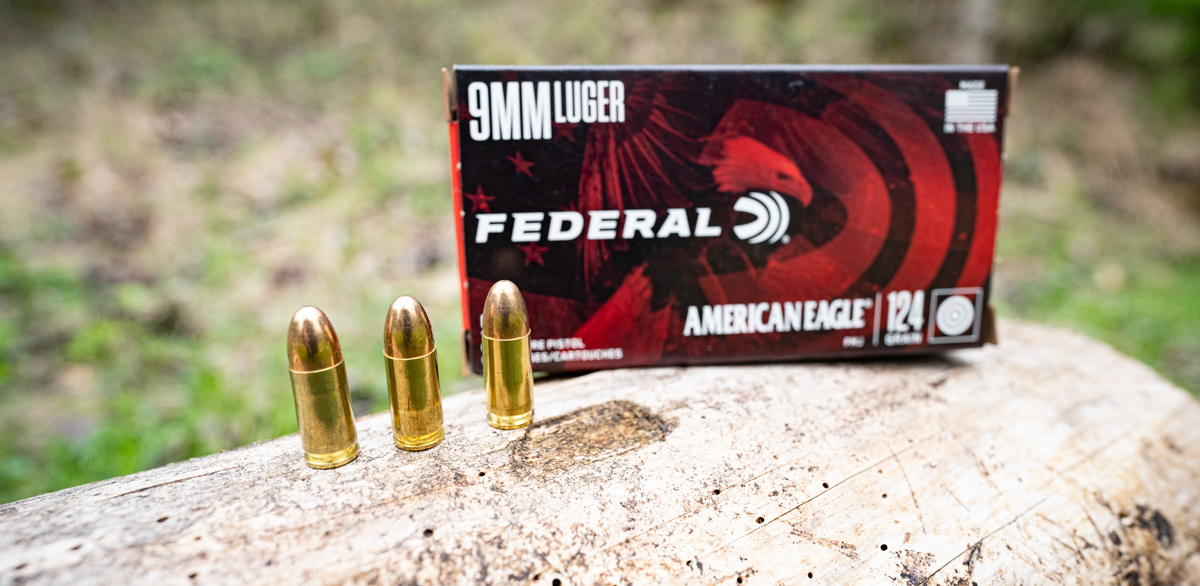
[2,320,1198,585]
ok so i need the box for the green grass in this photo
[0,244,469,502]
[0,0,1197,506]
[995,184,1200,392]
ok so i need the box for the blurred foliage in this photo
[995,180,1200,395]
[0,0,1198,504]
[0,246,297,499]
[998,0,1200,118]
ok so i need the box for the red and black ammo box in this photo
[444,65,1015,375]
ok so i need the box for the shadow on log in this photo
[1,320,1199,584]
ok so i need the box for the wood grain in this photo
[2,320,1198,585]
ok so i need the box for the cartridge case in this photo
[287,306,359,469]
[482,280,534,429]
[384,296,445,450]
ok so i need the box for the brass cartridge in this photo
[287,306,359,469]
[384,296,445,451]
[482,280,534,429]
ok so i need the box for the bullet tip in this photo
[287,306,343,372]
[384,296,436,359]
[482,280,530,340]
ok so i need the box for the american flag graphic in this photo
[944,89,998,124]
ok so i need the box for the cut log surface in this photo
[2,320,1199,585]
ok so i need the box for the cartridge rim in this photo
[487,410,533,430]
[394,427,445,451]
[303,442,359,469]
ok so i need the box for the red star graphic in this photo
[553,122,579,142]
[508,150,535,178]
[464,185,496,213]
[518,242,550,267]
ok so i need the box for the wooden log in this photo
[2,320,1199,585]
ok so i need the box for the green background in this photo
[1,0,1198,503]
